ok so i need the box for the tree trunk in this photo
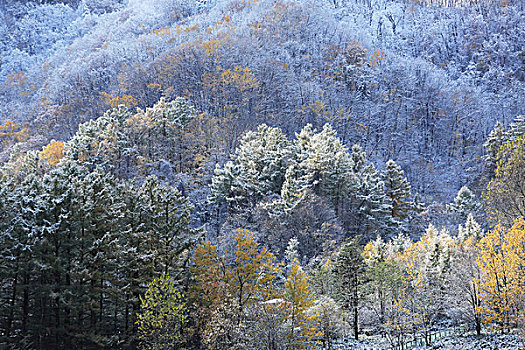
[353,304,359,340]
[6,273,18,339]
[22,274,29,333]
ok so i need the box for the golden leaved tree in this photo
[190,229,281,350]
[284,260,321,349]
[39,140,65,167]
[0,120,29,147]
[477,218,525,332]
[484,135,525,225]
[191,231,322,350]
[407,226,453,336]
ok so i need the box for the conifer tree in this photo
[209,160,242,208]
[0,100,204,348]
[65,108,124,171]
[146,97,196,134]
[483,121,507,172]
[140,97,197,173]
[118,179,152,343]
[75,166,121,344]
[0,176,12,345]
[458,213,484,241]
[235,124,291,197]
[290,124,351,214]
[272,164,308,214]
[2,150,44,184]
[36,160,84,347]
[381,159,412,221]
[345,145,390,239]
[137,175,200,278]
[63,106,135,178]
[507,115,525,139]
[0,174,43,346]
[209,124,291,210]
[284,237,300,268]
[332,237,366,340]
[448,186,480,219]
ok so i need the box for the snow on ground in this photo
[335,332,524,350]
[422,333,524,350]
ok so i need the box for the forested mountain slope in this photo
[1,0,524,201]
[1,0,525,349]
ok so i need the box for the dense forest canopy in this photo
[1,0,524,199]
[1,0,525,349]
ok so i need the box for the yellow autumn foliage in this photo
[477,218,525,331]
[0,120,30,145]
[101,92,138,108]
[284,260,322,349]
[40,140,65,167]
[484,135,525,224]
[220,65,260,91]
[191,229,282,349]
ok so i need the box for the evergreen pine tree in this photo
[346,144,390,239]
[458,213,484,242]
[483,121,507,172]
[142,97,197,173]
[507,115,525,139]
[294,124,351,214]
[138,175,201,278]
[277,164,308,213]
[209,124,291,210]
[234,124,291,198]
[208,161,242,208]
[448,186,480,220]
[0,174,44,347]
[77,167,122,345]
[332,237,366,340]
[381,159,412,221]
[36,160,84,348]
[118,179,150,345]
[118,176,201,347]
[65,107,128,173]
